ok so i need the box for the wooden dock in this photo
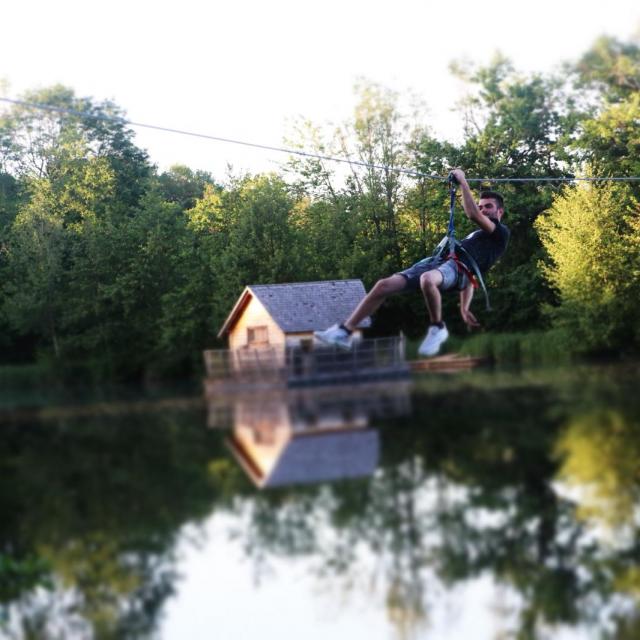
[203,337,409,394]
[410,353,489,373]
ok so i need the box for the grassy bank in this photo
[406,329,575,366]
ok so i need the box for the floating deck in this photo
[203,337,410,394]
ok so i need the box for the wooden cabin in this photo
[217,280,371,352]
[205,279,408,387]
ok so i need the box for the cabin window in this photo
[247,326,269,346]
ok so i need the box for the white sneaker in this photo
[418,324,449,357]
[314,324,353,350]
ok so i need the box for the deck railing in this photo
[203,336,407,385]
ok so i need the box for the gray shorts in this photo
[398,257,469,292]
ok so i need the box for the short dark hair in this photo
[480,190,504,210]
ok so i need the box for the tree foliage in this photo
[535,182,640,351]
[1,32,640,378]
[572,36,640,197]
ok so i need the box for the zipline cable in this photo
[2,96,640,185]
[0,96,439,181]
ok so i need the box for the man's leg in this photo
[314,274,408,348]
[418,268,449,357]
[419,270,443,324]
[344,274,408,331]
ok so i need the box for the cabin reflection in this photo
[207,382,411,489]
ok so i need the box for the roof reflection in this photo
[206,381,411,488]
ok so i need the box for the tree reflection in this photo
[555,409,640,531]
[2,365,640,640]
[232,366,640,640]
[554,404,640,638]
[0,407,231,639]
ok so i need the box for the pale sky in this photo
[2,0,639,179]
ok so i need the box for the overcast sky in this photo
[2,0,639,178]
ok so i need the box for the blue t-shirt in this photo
[458,220,510,274]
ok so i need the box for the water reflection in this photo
[1,364,640,639]
[555,408,640,533]
[0,402,220,640]
[200,365,640,639]
[207,382,411,488]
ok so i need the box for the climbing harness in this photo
[431,173,492,311]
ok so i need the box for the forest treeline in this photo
[1,35,639,379]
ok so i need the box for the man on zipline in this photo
[314,168,510,357]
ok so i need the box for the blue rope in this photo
[443,173,492,311]
[447,174,457,248]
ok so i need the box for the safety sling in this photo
[431,174,492,311]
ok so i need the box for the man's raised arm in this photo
[450,168,497,234]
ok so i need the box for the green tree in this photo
[223,173,302,292]
[405,136,458,260]
[535,181,640,352]
[285,82,439,337]
[96,190,190,376]
[2,179,69,356]
[2,152,120,362]
[0,85,150,208]
[0,86,153,371]
[574,35,640,104]
[154,182,229,366]
[570,36,640,199]
[287,82,428,285]
[577,94,640,183]
[157,164,216,210]
[0,171,20,231]
[0,171,23,355]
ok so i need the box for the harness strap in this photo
[449,253,479,289]
[450,240,492,311]
[430,233,492,310]
[429,174,492,310]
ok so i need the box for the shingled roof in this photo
[218,279,371,337]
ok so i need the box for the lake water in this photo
[1,362,640,640]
